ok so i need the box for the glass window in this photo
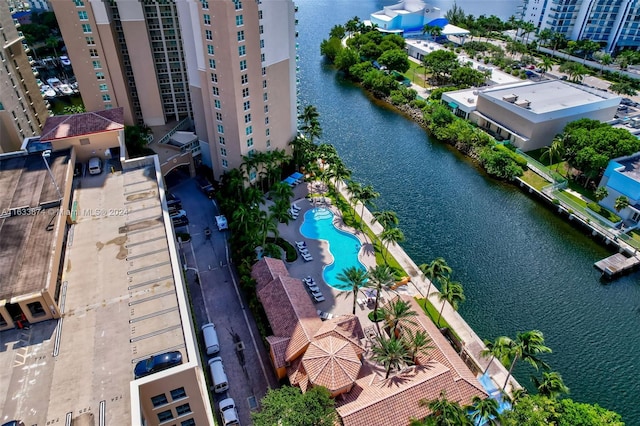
[212,87,219,96]
[262,80,267,88]
[74,0,84,6]
[157,410,173,422]
[203,14,211,25]
[201,0,209,9]
[264,105,269,113]
[261,67,266,76]
[245,125,252,135]
[92,60,102,69]
[244,113,251,123]
[242,88,249,97]
[266,139,271,148]
[86,36,95,45]
[258,10,263,19]
[207,45,214,55]
[221,159,228,168]
[151,394,168,407]
[205,30,213,40]
[263,92,268,101]
[238,45,246,56]
[170,387,187,400]
[261,53,265,62]
[250,170,257,180]
[259,25,263,34]
[260,39,264,48]
[236,15,244,26]
[214,99,221,109]
[243,101,250,110]
[247,137,253,147]
[102,94,111,101]
[265,117,269,125]
[99,83,108,91]
[216,112,222,121]
[209,59,216,69]
[210,73,217,83]
[78,11,88,20]
[241,74,248,84]
[239,60,247,70]
[220,147,227,156]
[217,124,224,133]
[237,30,244,41]
[219,136,225,145]
[234,0,242,10]
[82,24,92,33]
[266,128,270,136]
[95,72,105,80]
[89,48,98,57]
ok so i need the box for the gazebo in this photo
[302,335,362,397]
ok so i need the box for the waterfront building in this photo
[0,0,49,153]
[0,108,214,425]
[51,0,297,181]
[519,0,640,53]
[28,0,50,11]
[443,80,620,151]
[598,153,640,223]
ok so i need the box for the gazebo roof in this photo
[302,335,361,393]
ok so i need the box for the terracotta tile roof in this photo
[302,336,362,394]
[287,358,309,393]
[251,256,290,292]
[266,336,290,369]
[40,108,124,142]
[314,315,366,357]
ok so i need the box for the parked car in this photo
[195,175,215,198]
[526,64,535,69]
[2,421,25,426]
[134,351,183,379]
[170,209,189,226]
[60,55,71,66]
[219,398,240,426]
[166,192,182,211]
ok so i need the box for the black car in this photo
[134,351,183,379]
[166,192,182,211]
[172,215,189,227]
[195,176,215,198]
[2,421,25,426]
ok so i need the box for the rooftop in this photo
[40,108,124,142]
[0,150,71,300]
[616,154,640,182]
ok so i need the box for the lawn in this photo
[627,229,640,244]
[559,190,588,208]
[520,170,550,191]
[402,60,429,88]
[415,297,461,341]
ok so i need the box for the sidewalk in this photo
[334,179,522,395]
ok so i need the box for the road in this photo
[168,177,277,425]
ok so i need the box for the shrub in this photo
[587,202,622,222]
[368,309,385,322]
[495,144,528,168]
[479,146,524,181]
[410,99,427,109]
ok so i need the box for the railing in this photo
[517,149,566,183]
[156,117,192,145]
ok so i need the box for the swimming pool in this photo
[300,208,366,291]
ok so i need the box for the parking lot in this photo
[168,177,277,425]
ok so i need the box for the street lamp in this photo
[42,150,63,200]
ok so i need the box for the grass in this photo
[402,60,429,88]
[560,190,588,208]
[627,230,640,244]
[415,297,461,341]
[586,203,622,223]
[520,170,550,191]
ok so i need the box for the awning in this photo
[448,102,458,109]
[291,172,303,180]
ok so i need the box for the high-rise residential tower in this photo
[51,0,297,180]
[520,0,640,52]
[0,0,49,152]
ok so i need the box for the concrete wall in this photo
[49,129,123,163]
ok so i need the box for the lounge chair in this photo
[357,299,366,309]
[295,241,306,248]
[308,285,320,293]
[298,247,309,254]
[292,203,301,211]
[304,278,316,286]
[302,254,313,262]
[313,294,325,303]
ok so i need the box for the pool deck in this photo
[270,179,521,395]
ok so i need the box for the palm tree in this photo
[372,210,399,230]
[401,328,433,365]
[419,257,452,297]
[468,396,501,426]
[357,184,379,228]
[419,390,471,426]
[480,336,514,375]
[537,28,553,49]
[502,330,552,391]
[380,227,405,264]
[532,371,570,399]
[382,298,418,338]
[346,180,362,209]
[290,135,311,170]
[367,264,395,333]
[614,195,629,213]
[336,266,369,315]
[256,210,279,250]
[370,335,411,379]
[436,277,465,327]
[599,52,613,74]
[539,56,553,75]
[594,186,608,203]
[298,104,319,128]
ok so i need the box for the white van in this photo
[88,157,102,175]
[201,323,220,355]
[208,357,229,393]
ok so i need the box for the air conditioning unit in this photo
[514,99,531,108]
[502,94,518,103]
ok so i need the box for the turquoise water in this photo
[299,208,366,290]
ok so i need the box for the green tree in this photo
[608,81,638,96]
[419,257,452,297]
[382,298,418,338]
[502,330,552,392]
[401,328,433,365]
[380,227,404,265]
[444,3,466,26]
[533,371,570,399]
[540,134,566,169]
[335,47,361,73]
[329,24,346,39]
[537,28,553,48]
[367,264,395,333]
[372,210,399,230]
[450,66,485,87]
[468,395,501,426]
[614,195,629,212]
[422,50,460,84]
[370,334,411,378]
[252,385,337,426]
[62,105,86,115]
[559,62,588,83]
[422,24,442,41]
[419,390,472,426]
[336,266,369,315]
[320,36,343,61]
[355,184,379,229]
[378,49,410,73]
[480,335,514,375]
[436,277,465,326]
[360,41,383,60]
[594,186,608,202]
[539,56,554,74]
[124,125,153,158]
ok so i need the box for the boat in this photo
[59,84,74,96]
[46,77,62,94]
[40,85,57,99]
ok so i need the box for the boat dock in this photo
[594,253,640,278]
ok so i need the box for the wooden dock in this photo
[594,253,640,278]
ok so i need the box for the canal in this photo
[296,0,640,421]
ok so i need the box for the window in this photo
[201,0,209,9]
[259,25,263,34]
[210,73,217,83]
[258,10,263,19]
[205,29,213,40]
[238,45,246,56]
[241,74,248,84]
[89,48,98,57]
[264,105,269,113]
[237,30,244,41]
[236,15,244,26]
[74,0,84,6]
[266,128,270,136]
[170,387,187,400]
[217,124,224,133]
[262,67,266,76]
[234,0,242,10]
[27,302,45,317]
[78,11,88,20]
[212,87,219,96]
[250,170,257,180]
[266,139,271,148]
[203,14,211,25]
[86,36,95,45]
[263,92,268,101]
[214,99,221,109]
[220,147,227,156]
[260,39,264,48]
[239,60,247,70]
[151,394,168,407]
[262,80,267,88]
[105,104,113,109]
[242,88,249,98]
[216,112,222,121]
[247,137,253,147]
[96,72,105,80]
[219,136,225,145]
[265,117,269,125]
[207,45,214,55]
[92,60,102,69]
[102,94,111,101]
[209,59,216,69]
[244,113,251,123]
[221,159,228,168]
[243,100,250,110]
[99,83,108,91]
[157,410,173,422]
[245,125,253,135]
[261,53,265,62]
[82,24,92,33]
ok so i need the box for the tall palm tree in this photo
[467,396,501,426]
[346,180,362,210]
[290,135,311,170]
[256,210,279,249]
[372,210,399,230]
[599,52,613,74]
[532,371,569,399]
[370,335,411,379]
[357,184,379,228]
[380,227,405,265]
[419,257,452,297]
[502,330,552,391]
[436,277,465,327]
[401,328,433,365]
[480,336,514,375]
[614,195,629,213]
[367,264,395,333]
[298,104,319,128]
[539,56,554,75]
[594,186,608,203]
[271,181,294,203]
[419,390,471,426]
[382,298,418,338]
[336,266,369,315]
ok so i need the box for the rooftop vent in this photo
[514,99,531,108]
[467,97,475,103]
[502,94,518,103]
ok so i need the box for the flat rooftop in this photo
[0,160,191,425]
[443,81,532,111]
[0,150,70,300]
[617,155,640,182]
[481,80,618,114]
